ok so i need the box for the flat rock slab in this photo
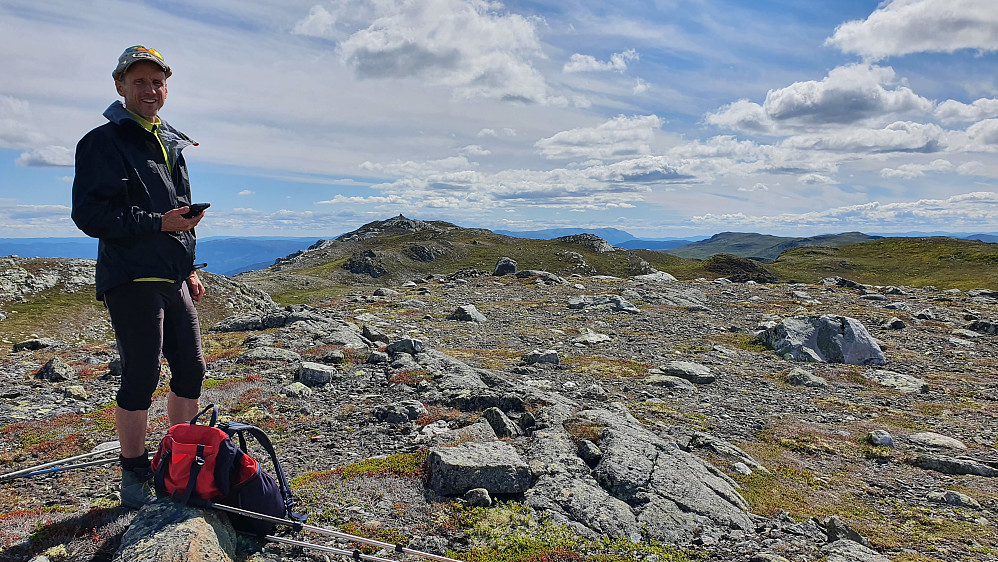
[908,432,966,450]
[428,441,530,496]
[864,369,928,394]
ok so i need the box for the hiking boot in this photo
[120,466,155,509]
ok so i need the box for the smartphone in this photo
[181,202,210,218]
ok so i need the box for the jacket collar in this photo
[103,101,197,149]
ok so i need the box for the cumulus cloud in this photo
[799,173,837,185]
[563,49,638,73]
[706,64,933,133]
[238,190,255,196]
[692,191,998,230]
[0,95,45,149]
[360,155,476,176]
[826,0,998,60]
[738,183,768,192]
[460,144,491,157]
[534,114,663,160]
[935,97,998,124]
[880,158,956,179]
[633,78,649,95]
[297,0,550,103]
[16,145,73,167]
[783,121,946,153]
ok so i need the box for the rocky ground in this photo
[0,257,997,562]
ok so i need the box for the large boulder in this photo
[113,501,236,561]
[428,441,530,496]
[757,315,886,365]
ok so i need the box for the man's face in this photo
[115,61,168,121]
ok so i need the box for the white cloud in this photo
[633,78,649,95]
[826,0,998,60]
[360,155,476,176]
[238,190,255,196]
[15,145,73,167]
[880,159,953,178]
[298,0,551,103]
[738,183,768,192]
[935,97,998,124]
[563,49,638,73]
[783,121,946,153]
[0,94,45,150]
[460,144,491,157]
[692,191,998,230]
[962,118,998,151]
[534,114,662,160]
[706,64,933,133]
[799,173,837,185]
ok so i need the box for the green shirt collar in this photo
[125,108,161,132]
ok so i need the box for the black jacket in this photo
[72,101,198,299]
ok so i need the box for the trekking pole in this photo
[264,534,403,562]
[207,502,462,562]
[0,441,121,482]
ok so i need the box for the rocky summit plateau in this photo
[0,218,997,562]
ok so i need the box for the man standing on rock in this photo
[71,46,207,509]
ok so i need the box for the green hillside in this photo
[767,236,998,290]
[667,231,879,260]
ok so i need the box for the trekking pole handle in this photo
[208,503,462,562]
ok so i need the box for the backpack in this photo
[151,405,304,535]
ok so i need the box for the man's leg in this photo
[115,407,149,458]
[167,391,199,425]
[104,282,167,509]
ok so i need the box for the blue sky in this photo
[1,0,998,238]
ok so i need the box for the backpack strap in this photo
[189,404,220,427]
[218,421,303,522]
[176,443,207,505]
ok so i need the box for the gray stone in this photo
[516,270,566,284]
[362,324,390,344]
[687,432,770,475]
[916,308,936,320]
[373,287,399,297]
[909,432,966,450]
[493,257,518,276]
[481,407,521,438]
[524,349,559,365]
[298,361,339,386]
[366,350,389,364]
[823,515,868,546]
[822,539,889,562]
[632,271,677,283]
[659,361,715,384]
[428,441,530,496]
[867,430,894,448]
[572,331,611,346]
[375,400,428,424]
[967,319,997,335]
[282,382,313,398]
[424,419,497,447]
[732,462,752,475]
[13,337,61,352]
[644,374,697,391]
[112,500,237,562]
[757,315,885,366]
[883,317,905,330]
[35,357,74,382]
[786,367,828,388]
[909,454,998,476]
[864,370,928,394]
[386,338,423,355]
[64,385,89,400]
[926,490,981,509]
[447,305,487,323]
[464,488,492,508]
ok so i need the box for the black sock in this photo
[119,450,151,471]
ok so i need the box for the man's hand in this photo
[161,206,204,232]
[187,271,206,302]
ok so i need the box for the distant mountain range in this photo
[2,226,995,277]
[0,236,320,277]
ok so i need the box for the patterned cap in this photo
[112,45,172,81]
